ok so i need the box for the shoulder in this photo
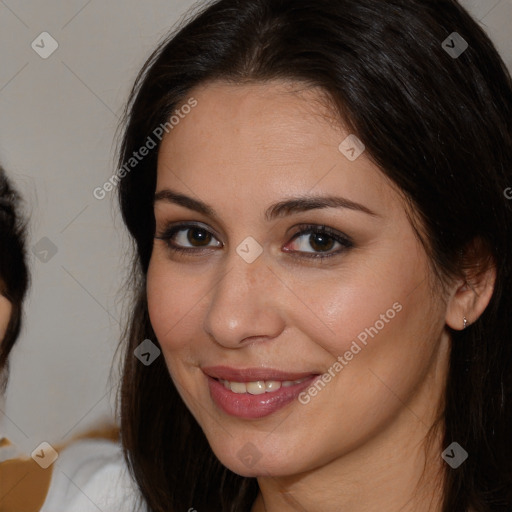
[40,437,143,512]
[0,438,54,512]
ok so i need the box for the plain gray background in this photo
[0,0,511,454]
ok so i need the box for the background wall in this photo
[0,0,510,454]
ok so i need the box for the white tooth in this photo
[230,382,247,394]
[265,381,282,392]
[246,381,266,395]
[222,378,308,393]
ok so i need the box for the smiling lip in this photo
[203,366,320,419]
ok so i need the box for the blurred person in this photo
[0,165,136,512]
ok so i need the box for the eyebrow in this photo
[154,189,378,221]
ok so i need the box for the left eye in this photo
[285,226,353,258]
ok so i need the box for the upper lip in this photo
[202,366,319,382]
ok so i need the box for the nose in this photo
[203,249,285,349]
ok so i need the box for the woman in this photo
[0,166,29,391]
[0,164,39,511]
[117,0,512,511]
[0,166,136,512]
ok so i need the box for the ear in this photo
[445,238,496,330]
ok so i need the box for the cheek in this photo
[295,260,441,425]
[146,255,206,354]
[292,239,428,362]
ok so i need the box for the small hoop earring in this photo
[463,316,468,329]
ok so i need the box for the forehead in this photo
[155,80,404,221]
[164,80,343,156]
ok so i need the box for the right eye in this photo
[155,223,223,254]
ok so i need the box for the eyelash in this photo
[154,222,354,260]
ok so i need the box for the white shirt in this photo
[39,438,143,512]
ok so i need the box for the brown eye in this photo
[186,227,213,246]
[155,223,222,253]
[307,233,336,252]
[285,225,353,259]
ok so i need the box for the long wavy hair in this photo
[0,165,29,391]
[117,1,512,510]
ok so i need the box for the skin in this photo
[146,80,495,512]
[0,294,11,345]
[0,293,12,410]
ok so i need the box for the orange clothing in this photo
[0,426,119,512]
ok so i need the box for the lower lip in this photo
[207,375,319,419]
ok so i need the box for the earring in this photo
[463,316,468,329]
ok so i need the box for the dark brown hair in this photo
[0,165,29,391]
[117,1,512,510]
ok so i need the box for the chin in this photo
[208,440,306,478]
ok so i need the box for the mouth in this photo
[203,366,320,419]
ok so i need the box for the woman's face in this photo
[147,80,450,477]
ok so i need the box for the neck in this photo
[251,417,446,512]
